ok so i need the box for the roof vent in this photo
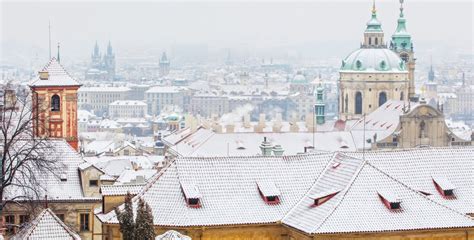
[432,175,455,198]
[310,189,340,207]
[180,181,201,208]
[378,189,401,210]
[257,181,281,204]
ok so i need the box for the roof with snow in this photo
[29,58,81,87]
[4,140,99,202]
[97,147,474,235]
[164,127,356,157]
[12,208,81,240]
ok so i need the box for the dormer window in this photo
[432,175,455,198]
[378,189,401,210]
[180,181,202,208]
[257,181,280,204]
[59,173,67,182]
[310,189,340,207]
[51,94,60,111]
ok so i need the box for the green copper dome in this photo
[340,48,407,72]
[292,71,308,84]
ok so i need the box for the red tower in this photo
[29,58,82,151]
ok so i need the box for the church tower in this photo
[159,52,170,77]
[315,84,325,125]
[390,0,415,99]
[29,57,82,151]
[103,41,116,80]
[339,2,409,120]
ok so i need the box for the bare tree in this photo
[0,83,60,218]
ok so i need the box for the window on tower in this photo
[355,92,362,114]
[51,94,60,111]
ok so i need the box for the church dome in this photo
[292,71,307,84]
[340,48,407,73]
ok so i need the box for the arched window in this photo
[419,120,426,138]
[400,91,404,101]
[369,38,372,45]
[379,92,387,106]
[51,94,60,112]
[375,37,378,45]
[355,92,362,114]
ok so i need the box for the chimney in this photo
[39,71,49,80]
[272,113,282,132]
[305,113,315,132]
[243,113,251,128]
[260,137,273,156]
[212,122,223,133]
[258,113,266,127]
[226,124,235,133]
[272,144,284,156]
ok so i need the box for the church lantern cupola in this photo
[362,1,385,48]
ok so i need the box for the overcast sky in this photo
[1,0,472,64]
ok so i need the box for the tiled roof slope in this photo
[283,153,474,234]
[29,58,81,87]
[347,146,474,215]
[98,147,474,234]
[97,152,335,226]
[12,208,81,240]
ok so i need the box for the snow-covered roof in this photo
[166,127,356,157]
[110,100,147,106]
[283,154,474,234]
[97,147,474,234]
[29,58,81,87]
[97,153,334,226]
[101,184,144,196]
[347,147,474,215]
[12,208,81,240]
[5,140,99,202]
[146,86,187,94]
[78,86,130,92]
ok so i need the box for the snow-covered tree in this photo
[115,192,135,240]
[135,197,155,240]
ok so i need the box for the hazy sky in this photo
[1,0,472,64]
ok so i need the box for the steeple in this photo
[107,40,113,56]
[94,41,99,56]
[363,1,385,48]
[428,57,435,82]
[391,0,412,51]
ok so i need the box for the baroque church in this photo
[85,41,116,81]
[339,0,415,120]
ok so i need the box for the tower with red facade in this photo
[29,58,81,151]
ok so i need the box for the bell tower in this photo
[390,0,415,99]
[29,57,82,151]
